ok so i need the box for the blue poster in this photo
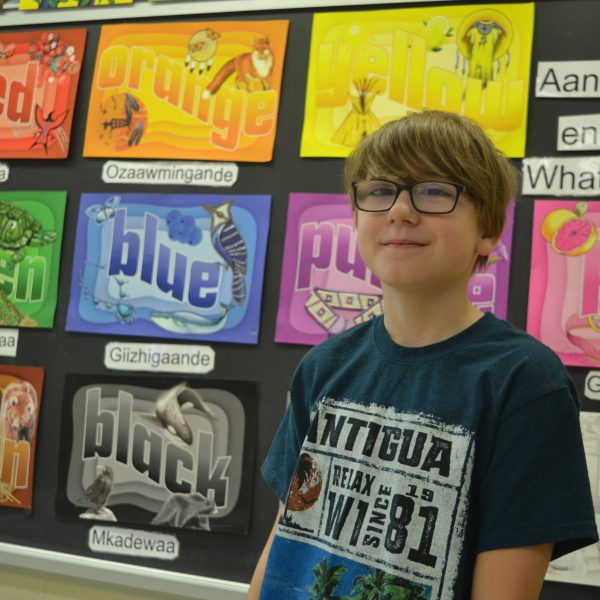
[66,193,271,344]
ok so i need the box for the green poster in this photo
[0,191,66,328]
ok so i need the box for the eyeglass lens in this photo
[355,180,459,213]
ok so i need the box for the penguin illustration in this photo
[202,200,248,306]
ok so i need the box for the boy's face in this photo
[354,179,496,293]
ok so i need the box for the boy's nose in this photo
[386,189,418,223]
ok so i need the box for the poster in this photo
[470,200,514,318]
[546,410,600,587]
[66,193,271,344]
[527,200,600,367]
[0,365,44,510]
[275,193,514,346]
[0,29,87,159]
[83,21,289,162]
[0,191,67,328]
[20,0,132,8]
[301,3,534,158]
[56,374,256,534]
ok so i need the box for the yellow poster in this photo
[301,4,534,158]
[84,21,289,162]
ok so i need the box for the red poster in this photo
[0,365,44,510]
[0,29,87,159]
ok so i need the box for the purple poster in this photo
[275,194,515,346]
[275,193,382,346]
[469,200,515,318]
[67,193,271,344]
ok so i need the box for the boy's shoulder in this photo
[482,314,563,363]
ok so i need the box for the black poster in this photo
[56,374,256,534]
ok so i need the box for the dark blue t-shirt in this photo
[260,314,598,599]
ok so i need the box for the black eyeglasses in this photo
[352,180,466,214]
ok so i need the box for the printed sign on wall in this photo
[546,410,600,587]
[56,374,256,534]
[301,3,534,158]
[20,0,133,8]
[275,194,514,346]
[0,365,44,510]
[83,21,289,162]
[528,199,600,367]
[0,29,86,159]
[275,193,383,346]
[0,191,66,328]
[66,193,271,344]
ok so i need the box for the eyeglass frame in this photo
[351,179,466,214]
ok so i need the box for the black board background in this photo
[0,1,598,598]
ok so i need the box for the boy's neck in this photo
[381,284,484,348]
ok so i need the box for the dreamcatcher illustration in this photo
[456,9,513,87]
[331,77,381,147]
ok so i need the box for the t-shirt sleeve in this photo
[261,360,313,503]
[476,384,599,559]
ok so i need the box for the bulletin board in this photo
[0,1,598,600]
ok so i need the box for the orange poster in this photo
[0,29,87,159]
[83,21,289,162]
[0,365,44,510]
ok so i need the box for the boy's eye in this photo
[363,182,396,197]
[414,183,454,197]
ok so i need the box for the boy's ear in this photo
[476,232,500,258]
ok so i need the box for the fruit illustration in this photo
[421,16,454,52]
[540,202,597,256]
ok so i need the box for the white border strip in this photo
[0,0,445,26]
[0,542,248,600]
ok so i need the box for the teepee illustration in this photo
[331,77,381,147]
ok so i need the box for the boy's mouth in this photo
[382,238,427,247]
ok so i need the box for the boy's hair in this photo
[344,110,520,271]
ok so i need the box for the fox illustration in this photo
[201,36,274,98]
[1,380,37,443]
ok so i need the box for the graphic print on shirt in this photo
[276,398,474,599]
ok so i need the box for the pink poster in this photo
[275,194,515,346]
[528,199,600,367]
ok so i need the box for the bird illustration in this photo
[155,383,217,445]
[202,200,248,306]
[31,105,68,153]
[79,464,114,511]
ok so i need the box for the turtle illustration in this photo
[0,200,57,264]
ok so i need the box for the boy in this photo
[249,111,598,599]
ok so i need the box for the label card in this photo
[557,114,600,151]
[88,526,179,560]
[523,157,600,196]
[104,342,215,374]
[0,329,18,357]
[101,161,238,187]
[536,60,600,98]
